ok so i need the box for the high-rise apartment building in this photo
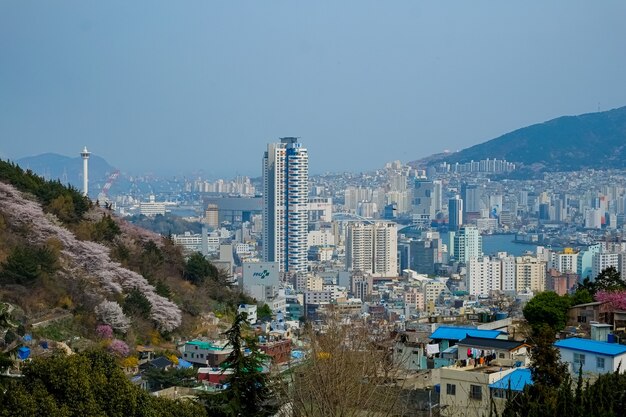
[262,138,309,274]
[468,256,502,296]
[515,256,546,293]
[453,225,483,263]
[346,221,398,277]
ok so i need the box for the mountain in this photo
[411,106,626,172]
[14,152,116,190]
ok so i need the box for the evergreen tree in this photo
[201,312,276,416]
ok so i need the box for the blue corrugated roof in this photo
[489,368,532,392]
[554,337,626,356]
[430,326,504,341]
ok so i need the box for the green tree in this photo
[201,313,276,417]
[578,266,625,296]
[523,291,571,332]
[0,349,207,417]
[0,245,59,285]
[123,288,152,319]
[258,304,272,321]
[183,252,219,285]
[93,214,121,242]
[569,288,593,306]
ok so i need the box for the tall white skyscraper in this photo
[262,138,309,274]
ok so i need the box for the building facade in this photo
[346,221,398,276]
[262,138,309,273]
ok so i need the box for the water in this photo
[440,232,542,257]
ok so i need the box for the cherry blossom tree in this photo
[0,182,182,332]
[95,301,130,333]
[595,290,626,310]
[96,324,113,339]
[108,339,130,357]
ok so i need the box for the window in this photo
[577,315,587,323]
[446,384,456,395]
[597,357,605,370]
[492,388,507,399]
[469,385,482,400]
[499,353,505,359]
[574,353,586,367]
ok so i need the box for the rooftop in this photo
[489,368,533,392]
[186,340,229,351]
[458,336,528,351]
[430,326,505,341]
[554,337,626,356]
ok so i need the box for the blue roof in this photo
[489,368,533,392]
[554,337,626,357]
[430,326,504,341]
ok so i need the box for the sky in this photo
[1,1,626,178]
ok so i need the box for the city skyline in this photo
[2,2,626,177]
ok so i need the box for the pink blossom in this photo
[96,324,113,339]
[0,182,182,332]
[108,339,130,357]
[595,290,626,311]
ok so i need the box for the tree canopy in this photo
[0,350,206,417]
[523,291,571,333]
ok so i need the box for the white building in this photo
[592,252,620,279]
[262,138,309,273]
[499,254,517,292]
[555,337,626,375]
[468,257,502,296]
[454,226,483,263]
[140,195,166,217]
[237,304,258,324]
[549,250,579,274]
[346,221,398,277]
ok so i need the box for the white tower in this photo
[80,146,91,197]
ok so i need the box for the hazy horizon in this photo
[2,1,626,177]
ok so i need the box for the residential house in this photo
[456,337,530,366]
[555,337,626,375]
[439,365,519,417]
[180,340,232,367]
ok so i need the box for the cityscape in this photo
[2,2,626,417]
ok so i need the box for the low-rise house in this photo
[140,356,173,372]
[439,365,519,417]
[555,337,626,375]
[456,337,530,366]
[430,326,508,351]
[180,340,232,367]
[489,368,533,405]
[567,301,612,330]
[259,337,291,365]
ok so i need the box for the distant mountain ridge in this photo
[411,106,626,172]
[14,152,116,191]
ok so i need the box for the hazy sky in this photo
[2,1,626,178]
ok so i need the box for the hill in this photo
[411,106,626,172]
[0,159,250,350]
[15,152,116,195]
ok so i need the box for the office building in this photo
[449,195,463,230]
[262,138,309,273]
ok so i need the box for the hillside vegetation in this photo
[0,160,249,348]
